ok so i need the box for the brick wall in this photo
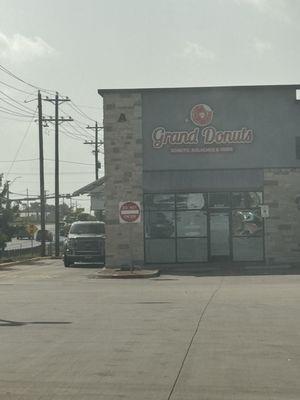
[103,93,144,266]
[264,168,300,263]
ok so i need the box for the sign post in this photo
[26,224,38,256]
[119,201,141,270]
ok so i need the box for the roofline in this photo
[98,83,300,97]
[72,176,105,196]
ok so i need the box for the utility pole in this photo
[26,188,29,218]
[43,93,73,257]
[6,181,9,201]
[38,90,46,256]
[85,122,103,180]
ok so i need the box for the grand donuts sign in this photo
[151,104,254,153]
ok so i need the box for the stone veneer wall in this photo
[264,168,300,264]
[103,93,144,267]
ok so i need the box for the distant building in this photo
[19,210,51,220]
[73,177,105,220]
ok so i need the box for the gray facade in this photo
[99,85,300,266]
[142,85,300,171]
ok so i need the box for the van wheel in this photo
[63,255,72,268]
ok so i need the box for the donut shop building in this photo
[98,85,300,267]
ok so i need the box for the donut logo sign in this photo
[151,102,254,153]
[119,201,141,224]
[190,104,213,127]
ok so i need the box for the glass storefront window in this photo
[176,193,207,210]
[145,211,175,238]
[209,192,230,208]
[144,191,264,263]
[145,239,176,263]
[177,238,208,262]
[176,211,207,237]
[233,237,263,261]
[232,209,263,237]
[144,194,175,210]
[232,192,262,209]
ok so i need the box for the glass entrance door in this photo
[209,212,230,260]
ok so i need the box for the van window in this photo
[69,223,105,235]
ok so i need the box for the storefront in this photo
[144,191,263,263]
[98,85,300,267]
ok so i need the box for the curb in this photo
[91,268,160,279]
[0,256,50,268]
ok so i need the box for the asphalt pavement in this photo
[0,259,300,399]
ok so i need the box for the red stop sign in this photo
[119,201,141,223]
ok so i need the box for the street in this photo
[5,238,40,251]
[0,259,300,399]
[5,224,64,252]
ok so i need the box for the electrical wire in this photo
[0,65,102,125]
[44,124,85,142]
[0,89,37,113]
[0,158,93,166]
[0,158,39,163]
[67,101,96,122]
[0,114,33,122]
[6,107,38,177]
[10,191,40,197]
[0,79,35,95]
[7,172,94,175]
[59,108,95,139]
[0,64,56,95]
[76,104,101,110]
[0,96,36,115]
[44,158,93,166]
[0,105,34,117]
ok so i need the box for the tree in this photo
[0,179,19,254]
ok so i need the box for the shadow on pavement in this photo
[0,319,72,327]
[67,264,105,269]
[146,262,300,277]
[0,267,17,272]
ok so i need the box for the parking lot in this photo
[0,259,300,399]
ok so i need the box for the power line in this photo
[45,158,94,166]
[45,120,92,142]
[76,104,100,109]
[0,158,93,166]
[0,79,35,95]
[0,114,33,122]
[5,108,37,177]
[0,158,39,163]
[0,64,102,123]
[6,172,94,175]
[60,107,95,139]
[0,105,34,117]
[66,101,96,122]
[10,190,41,196]
[0,96,36,115]
[0,64,56,95]
[0,89,36,113]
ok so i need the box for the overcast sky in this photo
[0,0,299,210]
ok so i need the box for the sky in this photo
[0,0,300,211]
